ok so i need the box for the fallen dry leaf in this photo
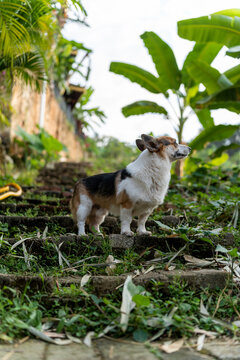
[194,328,217,338]
[184,255,214,267]
[197,334,205,351]
[43,331,66,339]
[159,339,184,353]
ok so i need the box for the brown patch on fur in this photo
[155,136,177,159]
[86,204,108,228]
[116,189,133,209]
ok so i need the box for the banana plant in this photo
[110,31,239,157]
[177,9,240,119]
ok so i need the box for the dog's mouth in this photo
[173,147,191,160]
[174,152,188,159]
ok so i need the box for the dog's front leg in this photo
[120,207,133,236]
[137,211,152,235]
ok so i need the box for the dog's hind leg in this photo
[88,206,108,235]
[76,194,93,235]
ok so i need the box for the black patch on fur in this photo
[120,169,132,181]
[82,171,119,197]
[82,169,131,197]
[160,138,171,146]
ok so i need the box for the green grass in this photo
[0,164,239,342]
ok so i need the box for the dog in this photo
[70,134,191,236]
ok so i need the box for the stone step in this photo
[15,189,72,199]
[0,203,69,215]
[0,214,194,233]
[13,198,69,205]
[2,233,221,259]
[1,338,238,360]
[0,269,229,296]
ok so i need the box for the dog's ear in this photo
[141,134,159,152]
[136,139,146,152]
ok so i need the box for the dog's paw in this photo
[95,232,104,238]
[78,232,88,237]
[137,230,152,236]
[121,230,134,236]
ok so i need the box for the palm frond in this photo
[12,51,47,91]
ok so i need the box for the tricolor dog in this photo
[70,134,191,236]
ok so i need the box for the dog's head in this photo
[136,134,191,162]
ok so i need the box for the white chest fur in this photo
[117,150,171,213]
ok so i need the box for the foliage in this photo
[52,36,92,94]
[178,9,240,48]
[110,26,239,156]
[84,136,139,173]
[0,0,52,90]
[15,126,67,169]
[73,87,106,132]
[177,9,240,115]
[0,159,240,342]
[0,0,91,105]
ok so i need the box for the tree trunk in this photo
[175,159,184,178]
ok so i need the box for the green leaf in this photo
[210,143,240,159]
[224,65,240,84]
[133,329,149,342]
[189,125,239,150]
[132,294,150,307]
[196,85,240,114]
[196,109,214,129]
[215,244,228,253]
[178,14,240,48]
[154,220,172,232]
[226,45,240,58]
[207,101,240,114]
[208,153,229,166]
[185,85,199,105]
[109,62,164,94]
[213,9,240,17]
[122,101,167,117]
[182,43,222,87]
[228,248,239,257]
[140,31,181,91]
[187,60,233,94]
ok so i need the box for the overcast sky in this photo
[64,0,240,144]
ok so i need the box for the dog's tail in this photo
[69,182,82,223]
[69,196,77,223]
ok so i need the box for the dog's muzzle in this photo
[174,145,191,159]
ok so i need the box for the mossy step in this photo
[13,198,69,205]
[0,269,229,295]
[2,232,235,264]
[0,203,69,215]
[0,214,196,233]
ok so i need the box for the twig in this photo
[183,210,188,223]
[206,178,211,194]
[165,244,187,270]
[213,284,227,317]
[11,237,33,250]
[145,254,173,265]
[71,255,99,266]
[233,304,240,320]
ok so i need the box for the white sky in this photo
[64,0,240,144]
